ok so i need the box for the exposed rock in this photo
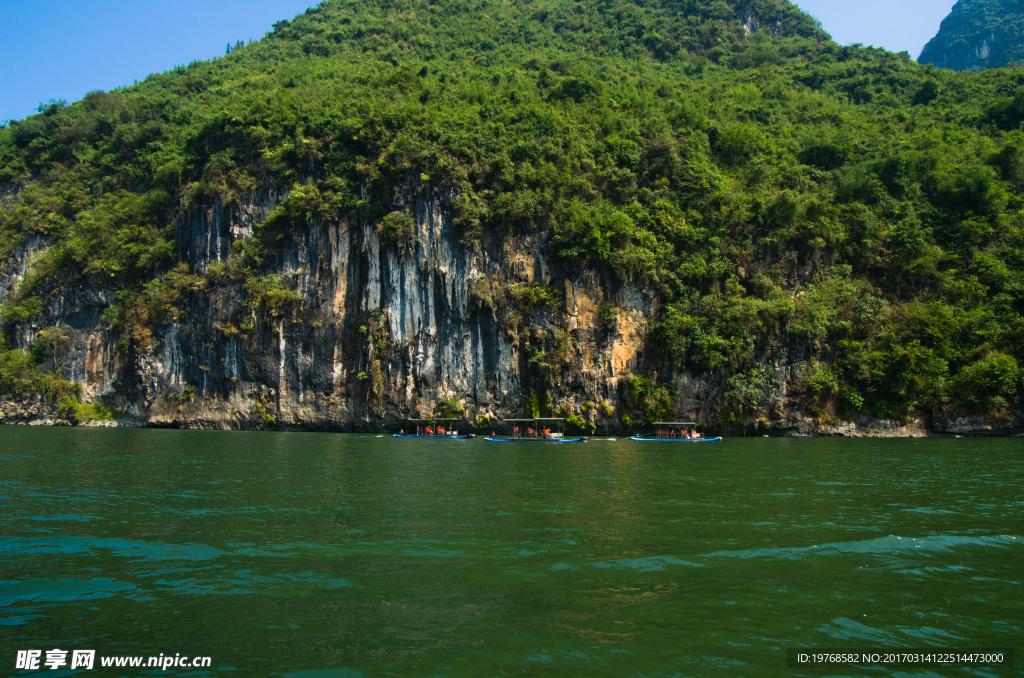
[1,181,1019,437]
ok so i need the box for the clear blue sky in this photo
[1,0,958,124]
[0,0,318,123]
[792,0,956,56]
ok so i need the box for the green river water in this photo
[0,428,1020,677]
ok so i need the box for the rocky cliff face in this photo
[3,181,1021,436]
[921,30,1002,71]
[1,182,653,431]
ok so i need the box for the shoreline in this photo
[2,411,1021,438]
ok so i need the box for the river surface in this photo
[0,428,1020,677]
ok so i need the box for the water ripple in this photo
[0,536,228,561]
[152,571,353,596]
[699,534,1021,561]
[590,555,704,571]
[817,616,901,644]
[0,577,135,606]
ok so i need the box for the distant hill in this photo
[919,0,1024,70]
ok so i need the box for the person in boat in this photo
[438,426,445,436]
[513,425,519,439]
[543,427,551,439]
[426,426,433,435]
[527,427,534,437]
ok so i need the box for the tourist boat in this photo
[630,421,722,442]
[394,418,474,439]
[484,418,588,443]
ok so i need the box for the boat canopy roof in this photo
[505,418,566,422]
[652,421,698,426]
[407,418,461,422]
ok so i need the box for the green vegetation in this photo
[1,0,1023,425]
[0,334,93,421]
[920,0,1024,71]
[247,273,303,315]
[378,210,416,247]
[436,395,466,418]
[524,391,541,419]
[624,376,673,423]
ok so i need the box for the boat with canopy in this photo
[484,418,587,443]
[630,421,721,442]
[394,418,474,439]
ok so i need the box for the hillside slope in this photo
[1,0,1022,434]
[920,0,1024,70]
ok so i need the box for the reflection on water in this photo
[0,429,1021,677]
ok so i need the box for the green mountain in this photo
[919,0,1024,70]
[1,0,1022,433]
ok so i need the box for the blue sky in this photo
[0,0,957,124]
[795,0,956,56]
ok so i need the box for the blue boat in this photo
[630,422,721,443]
[629,435,722,442]
[484,436,587,443]
[484,418,588,443]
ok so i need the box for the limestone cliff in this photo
[0,181,656,432]
[3,180,1016,436]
